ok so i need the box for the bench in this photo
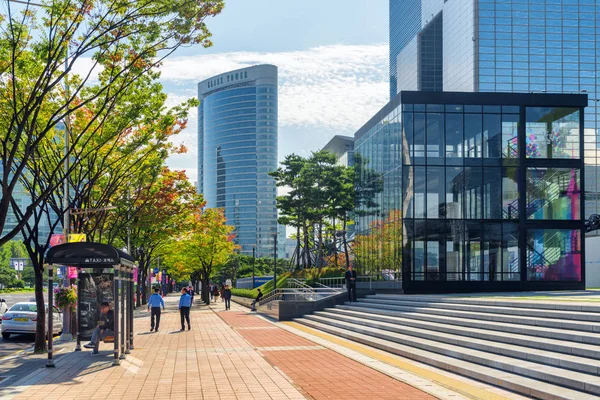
[103,336,115,343]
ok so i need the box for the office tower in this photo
[390,0,600,226]
[198,65,278,257]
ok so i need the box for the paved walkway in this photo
[0,295,436,400]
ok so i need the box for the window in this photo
[527,229,581,281]
[526,107,580,159]
[526,168,580,220]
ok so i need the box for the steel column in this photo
[113,266,120,366]
[46,265,55,368]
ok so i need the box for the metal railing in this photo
[258,279,342,307]
[317,271,402,289]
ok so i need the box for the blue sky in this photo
[161,0,389,184]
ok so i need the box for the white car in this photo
[1,302,62,339]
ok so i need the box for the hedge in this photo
[230,274,289,299]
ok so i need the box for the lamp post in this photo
[272,233,278,290]
[252,246,256,289]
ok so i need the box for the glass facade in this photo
[198,65,278,257]
[354,91,585,292]
[391,0,600,230]
[390,0,422,98]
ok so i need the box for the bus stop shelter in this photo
[44,242,136,367]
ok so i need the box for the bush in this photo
[230,274,290,299]
[11,280,25,289]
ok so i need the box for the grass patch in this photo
[0,288,35,294]
[231,274,289,299]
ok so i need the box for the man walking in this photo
[222,285,232,310]
[179,288,192,331]
[188,285,195,306]
[345,265,357,303]
[84,302,114,355]
[148,287,165,332]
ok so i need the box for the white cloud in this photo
[160,43,389,131]
[162,43,389,183]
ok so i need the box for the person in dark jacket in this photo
[222,285,232,310]
[345,265,357,303]
[251,288,263,311]
[212,285,220,302]
[179,288,192,331]
[84,302,114,354]
[188,286,195,306]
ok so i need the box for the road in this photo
[0,290,51,359]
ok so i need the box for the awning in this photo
[45,242,135,268]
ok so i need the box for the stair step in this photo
[295,318,598,400]
[309,312,600,375]
[347,301,600,333]
[321,308,600,361]
[300,314,600,395]
[334,305,600,346]
[369,294,600,313]
[358,297,600,322]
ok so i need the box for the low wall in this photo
[232,290,375,321]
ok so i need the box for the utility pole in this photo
[252,246,256,289]
[273,234,277,290]
[60,47,72,342]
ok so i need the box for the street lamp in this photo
[272,233,278,290]
[252,245,256,289]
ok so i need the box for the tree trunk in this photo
[136,272,141,308]
[296,224,301,270]
[201,279,210,304]
[33,266,47,353]
[343,215,350,269]
[332,216,338,267]
[303,224,311,268]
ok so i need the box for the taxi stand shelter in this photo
[44,242,136,367]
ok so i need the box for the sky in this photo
[161,0,389,185]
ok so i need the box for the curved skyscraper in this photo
[198,65,278,257]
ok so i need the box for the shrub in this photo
[230,274,289,299]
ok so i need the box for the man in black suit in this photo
[345,265,357,303]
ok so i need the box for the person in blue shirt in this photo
[178,288,192,331]
[148,287,165,332]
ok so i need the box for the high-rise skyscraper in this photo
[198,65,278,257]
[390,0,600,225]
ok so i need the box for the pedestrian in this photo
[83,302,114,355]
[188,285,195,306]
[148,287,165,332]
[212,285,220,302]
[345,265,357,303]
[220,284,225,302]
[178,288,192,331]
[250,288,263,311]
[209,285,214,302]
[223,285,232,310]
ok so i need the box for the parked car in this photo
[0,302,62,339]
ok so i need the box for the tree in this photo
[271,151,355,270]
[353,210,402,276]
[165,208,238,304]
[0,0,224,246]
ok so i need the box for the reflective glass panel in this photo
[526,229,581,281]
[526,168,580,220]
[525,107,580,159]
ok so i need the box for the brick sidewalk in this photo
[2,296,304,400]
[218,308,434,400]
[1,297,435,400]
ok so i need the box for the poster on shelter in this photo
[78,272,114,339]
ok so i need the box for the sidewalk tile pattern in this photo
[219,311,435,400]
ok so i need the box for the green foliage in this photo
[0,287,35,294]
[230,274,290,299]
[270,151,355,269]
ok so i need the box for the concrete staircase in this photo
[294,294,600,400]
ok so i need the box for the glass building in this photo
[198,65,278,257]
[354,91,586,293]
[391,0,600,234]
